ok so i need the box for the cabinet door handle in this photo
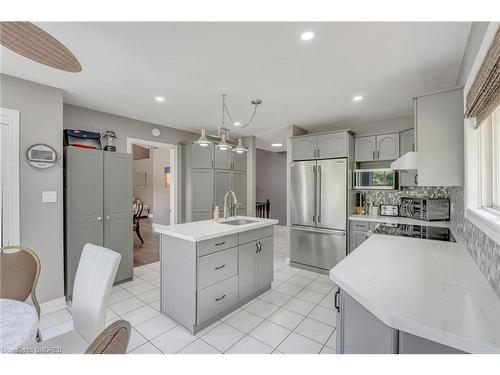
[258,242,262,253]
[377,150,380,159]
[214,241,226,246]
[256,242,259,253]
[214,264,226,270]
[334,289,340,312]
[97,216,102,221]
[215,294,226,302]
[372,150,375,160]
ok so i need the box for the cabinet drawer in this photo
[239,226,273,245]
[197,234,238,257]
[197,275,238,323]
[197,247,238,290]
[350,221,369,231]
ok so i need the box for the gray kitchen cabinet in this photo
[291,136,317,160]
[399,129,417,187]
[349,220,370,253]
[350,230,368,253]
[232,151,247,171]
[64,147,133,299]
[376,133,399,161]
[336,288,398,354]
[215,170,232,208]
[354,136,376,162]
[183,144,248,222]
[398,331,465,354]
[103,152,133,283]
[238,234,274,301]
[192,169,215,213]
[336,287,466,354]
[291,131,351,161]
[214,147,232,170]
[355,133,399,162]
[316,132,348,159]
[257,236,273,289]
[232,171,246,209]
[238,241,259,301]
[191,144,214,169]
[415,88,464,186]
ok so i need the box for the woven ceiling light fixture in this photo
[0,22,82,73]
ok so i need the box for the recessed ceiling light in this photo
[154,96,165,102]
[352,95,363,102]
[233,122,241,126]
[271,143,283,147]
[300,31,314,41]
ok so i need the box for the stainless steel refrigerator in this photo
[290,158,347,272]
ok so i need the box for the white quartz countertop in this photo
[153,216,279,242]
[349,214,450,228]
[330,234,500,353]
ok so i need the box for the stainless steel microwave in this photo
[353,168,398,190]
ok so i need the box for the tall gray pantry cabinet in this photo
[64,147,133,299]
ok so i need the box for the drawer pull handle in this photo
[214,264,226,270]
[215,294,226,302]
[215,241,226,246]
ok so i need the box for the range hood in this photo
[391,151,418,170]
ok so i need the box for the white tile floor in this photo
[39,225,338,354]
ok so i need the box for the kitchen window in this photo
[464,25,500,245]
[479,106,500,213]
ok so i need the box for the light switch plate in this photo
[42,191,57,203]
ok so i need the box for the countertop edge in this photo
[153,218,279,242]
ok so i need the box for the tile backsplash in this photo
[358,186,449,206]
[449,187,500,298]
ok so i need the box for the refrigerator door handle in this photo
[291,225,346,236]
[312,165,317,223]
[317,165,322,223]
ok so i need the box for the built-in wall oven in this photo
[353,168,398,190]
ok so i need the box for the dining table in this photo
[0,298,38,354]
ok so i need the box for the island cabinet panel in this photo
[238,241,259,301]
[161,235,197,330]
[398,332,465,354]
[197,233,238,257]
[257,236,274,289]
[337,288,398,354]
[197,275,239,323]
[197,247,238,290]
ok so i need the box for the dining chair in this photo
[0,246,41,318]
[85,320,131,354]
[35,243,121,354]
[133,199,145,243]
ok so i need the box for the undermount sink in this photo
[220,219,257,226]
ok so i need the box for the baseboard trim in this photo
[40,297,67,315]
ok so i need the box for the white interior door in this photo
[0,108,20,246]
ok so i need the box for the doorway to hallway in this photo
[127,137,177,267]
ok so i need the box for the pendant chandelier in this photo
[195,95,262,153]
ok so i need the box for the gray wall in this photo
[63,104,199,152]
[256,148,287,225]
[0,74,64,304]
[456,22,489,86]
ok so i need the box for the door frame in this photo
[0,107,20,245]
[126,137,178,225]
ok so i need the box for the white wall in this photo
[133,157,153,211]
[152,148,171,225]
[0,74,64,304]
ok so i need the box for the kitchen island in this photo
[330,233,500,354]
[153,216,278,334]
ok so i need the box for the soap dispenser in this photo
[213,206,220,221]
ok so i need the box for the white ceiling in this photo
[0,22,471,151]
